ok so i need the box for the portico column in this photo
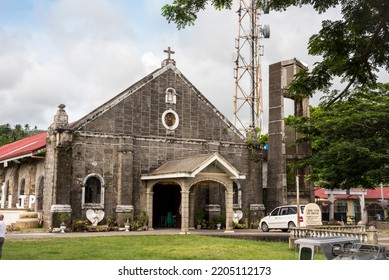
[146,186,154,230]
[180,189,190,234]
[189,192,195,229]
[225,183,234,233]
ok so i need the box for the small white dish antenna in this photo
[262,25,270,38]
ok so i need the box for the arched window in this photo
[0,182,5,208]
[165,87,177,104]
[233,182,239,205]
[85,177,101,203]
[232,181,242,209]
[18,178,26,208]
[4,181,9,208]
[82,174,105,209]
[37,176,44,211]
[19,178,25,195]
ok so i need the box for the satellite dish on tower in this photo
[261,25,270,38]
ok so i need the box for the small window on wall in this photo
[18,179,26,208]
[82,174,105,209]
[37,176,44,211]
[19,178,25,196]
[232,181,242,209]
[165,87,177,104]
[4,181,9,207]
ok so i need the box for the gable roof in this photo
[70,62,245,140]
[141,152,246,180]
[0,132,47,164]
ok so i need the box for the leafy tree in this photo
[0,124,13,146]
[285,83,389,189]
[0,124,42,146]
[162,0,389,104]
[163,1,389,189]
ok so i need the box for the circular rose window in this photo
[162,109,179,130]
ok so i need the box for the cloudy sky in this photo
[0,0,378,133]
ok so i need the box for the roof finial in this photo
[50,104,69,131]
[162,46,176,66]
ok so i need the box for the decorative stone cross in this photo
[164,47,175,60]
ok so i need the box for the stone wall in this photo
[0,159,45,210]
[69,133,262,220]
[63,66,263,223]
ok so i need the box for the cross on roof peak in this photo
[162,47,176,66]
[164,47,175,60]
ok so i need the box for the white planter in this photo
[60,225,66,233]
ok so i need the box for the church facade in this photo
[0,55,265,232]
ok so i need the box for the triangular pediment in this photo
[201,164,225,174]
[141,152,245,181]
[70,64,177,130]
[69,62,245,142]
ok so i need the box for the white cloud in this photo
[0,1,384,134]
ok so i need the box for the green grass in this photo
[3,235,302,260]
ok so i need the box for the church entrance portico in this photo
[188,180,228,229]
[141,153,245,234]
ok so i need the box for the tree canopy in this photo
[162,1,389,189]
[286,83,389,189]
[0,124,41,146]
[162,0,389,104]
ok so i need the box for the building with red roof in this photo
[0,132,47,165]
[314,187,388,224]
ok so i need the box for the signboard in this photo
[303,203,322,226]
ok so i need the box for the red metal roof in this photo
[314,188,328,199]
[0,132,47,162]
[365,187,389,199]
[315,187,389,200]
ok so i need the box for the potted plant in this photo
[106,215,118,231]
[124,213,134,231]
[138,211,149,230]
[214,215,224,230]
[73,220,88,232]
[194,209,204,229]
[58,212,70,233]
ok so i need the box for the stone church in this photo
[0,52,266,233]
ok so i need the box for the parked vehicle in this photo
[260,205,305,232]
[295,237,389,260]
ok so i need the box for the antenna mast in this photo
[233,0,269,133]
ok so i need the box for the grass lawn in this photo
[3,235,302,260]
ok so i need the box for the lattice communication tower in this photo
[233,0,270,132]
